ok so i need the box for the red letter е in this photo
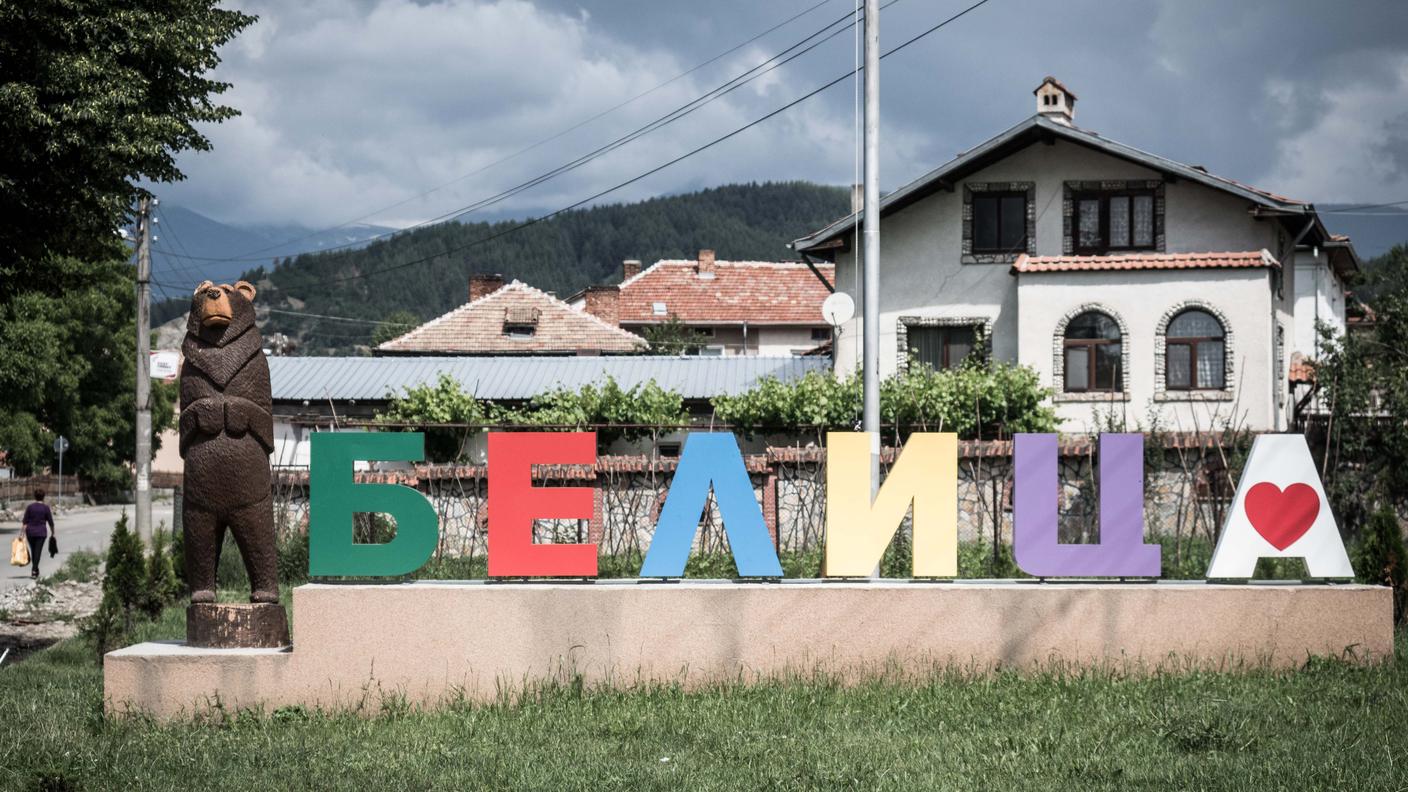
[487,432,597,577]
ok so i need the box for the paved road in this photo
[1,500,174,592]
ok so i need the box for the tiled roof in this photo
[1034,75,1077,99]
[617,260,834,325]
[378,281,646,355]
[794,114,1317,252]
[1011,250,1277,274]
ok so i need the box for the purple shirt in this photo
[22,502,53,538]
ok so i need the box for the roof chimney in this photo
[851,183,863,214]
[1034,76,1076,125]
[696,249,716,278]
[580,285,620,326]
[468,273,505,303]
[622,259,642,281]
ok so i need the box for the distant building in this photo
[376,276,647,356]
[570,250,835,356]
[792,76,1360,432]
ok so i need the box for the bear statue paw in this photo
[191,589,216,603]
[250,589,280,604]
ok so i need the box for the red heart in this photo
[1244,483,1319,550]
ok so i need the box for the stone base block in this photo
[187,602,290,649]
[107,581,1394,720]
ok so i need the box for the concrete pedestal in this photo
[105,581,1393,720]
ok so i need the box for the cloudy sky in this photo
[160,0,1408,230]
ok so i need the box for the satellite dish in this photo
[821,292,855,328]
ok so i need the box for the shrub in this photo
[377,373,488,462]
[1355,505,1407,625]
[713,360,1059,441]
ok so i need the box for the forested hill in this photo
[219,181,849,354]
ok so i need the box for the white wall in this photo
[272,422,375,470]
[834,139,1286,381]
[1293,249,1348,358]
[1015,268,1277,432]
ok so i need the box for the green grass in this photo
[0,600,1405,791]
[43,549,104,585]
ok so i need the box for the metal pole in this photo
[862,0,882,576]
[56,446,63,502]
[135,196,153,542]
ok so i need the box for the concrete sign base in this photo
[105,581,1393,720]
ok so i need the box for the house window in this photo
[652,301,668,316]
[503,323,535,338]
[1072,190,1156,254]
[811,327,832,341]
[1063,311,1122,392]
[972,192,1028,254]
[1165,309,1225,390]
[908,325,977,371]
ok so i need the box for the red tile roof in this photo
[1012,250,1278,274]
[1288,352,1316,384]
[617,260,834,326]
[378,281,647,355]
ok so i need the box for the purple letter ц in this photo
[1013,433,1161,577]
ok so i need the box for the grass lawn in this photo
[0,600,1404,792]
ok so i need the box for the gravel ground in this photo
[0,580,103,665]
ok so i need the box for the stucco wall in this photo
[1293,250,1348,357]
[1016,268,1276,431]
[831,137,1288,429]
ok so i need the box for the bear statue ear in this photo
[234,280,257,301]
[194,280,214,296]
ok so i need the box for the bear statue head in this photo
[187,280,259,346]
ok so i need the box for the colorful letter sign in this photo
[309,432,438,577]
[487,432,598,577]
[303,429,1358,582]
[824,432,958,577]
[1206,433,1353,578]
[639,433,783,577]
[1012,433,1161,577]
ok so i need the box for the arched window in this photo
[1063,311,1121,392]
[1166,309,1225,389]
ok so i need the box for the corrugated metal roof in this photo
[268,355,833,402]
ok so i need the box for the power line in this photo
[265,308,402,325]
[1319,199,1408,214]
[317,0,995,288]
[198,0,839,262]
[152,0,886,265]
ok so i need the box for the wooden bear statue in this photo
[179,280,279,604]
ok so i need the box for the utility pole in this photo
[135,196,153,542]
[862,0,881,576]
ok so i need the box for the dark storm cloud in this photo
[160,0,1408,227]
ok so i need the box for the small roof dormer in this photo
[1034,76,1076,125]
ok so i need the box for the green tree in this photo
[0,0,256,276]
[372,309,422,347]
[1315,244,1408,526]
[0,255,176,492]
[640,315,707,355]
[0,0,248,491]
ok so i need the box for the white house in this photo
[792,77,1359,433]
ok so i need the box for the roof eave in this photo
[792,115,1309,253]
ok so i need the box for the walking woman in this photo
[21,489,55,580]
